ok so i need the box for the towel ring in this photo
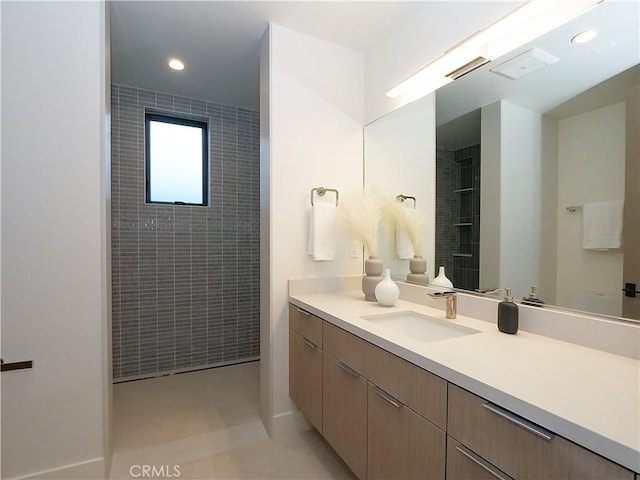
[311,187,339,206]
[396,194,416,208]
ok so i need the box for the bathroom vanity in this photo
[288,280,639,480]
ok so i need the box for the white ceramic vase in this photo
[375,268,400,307]
[431,266,454,288]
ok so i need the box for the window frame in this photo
[144,112,209,206]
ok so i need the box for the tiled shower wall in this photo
[111,84,260,380]
[435,144,481,291]
[435,146,457,281]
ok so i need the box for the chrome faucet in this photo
[428,291,457,319]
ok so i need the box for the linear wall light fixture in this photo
[386,0,602,102]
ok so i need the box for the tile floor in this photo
[110,361,355,479]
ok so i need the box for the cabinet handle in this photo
[372,385,402,408]
[1,358,34,372]
[483,402,555,441]
[303,338,318,349]
[337,361,359,378]
[296,308,312,316]
[455,444,513,480]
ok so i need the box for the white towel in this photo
[396,204,415,259]
[582,200,624,250]
[308,201,336,261]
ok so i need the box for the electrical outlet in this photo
[350,241,360,258]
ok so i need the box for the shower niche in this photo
[435,110,481,291]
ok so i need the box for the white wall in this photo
[1,2,108,479]
[364,1,522,123]
[539,116,559,305]
[364,95,436,279]
[480,101,541,298]
[556,102,625,315]
[259,25,273,436]
[260,24,364,435]
[479,102,501,291]
[499,102,541,300]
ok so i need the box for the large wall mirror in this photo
[364,1,639,321]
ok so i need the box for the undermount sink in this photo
[360,311,480,343]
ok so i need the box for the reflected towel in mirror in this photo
[582,200,623,250]
[396,202,415,259]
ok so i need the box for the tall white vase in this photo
[431,266,454,288]
[375,269,400,307]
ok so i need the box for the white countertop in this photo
[289,289,640,473]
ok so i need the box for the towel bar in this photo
[566,205,582,212]
[396,194,416,208]
[310,187,339,206]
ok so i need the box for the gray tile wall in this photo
[435,144,480,291]
[111,84,260,380]
[435,146,457,281]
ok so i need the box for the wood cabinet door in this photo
[368,382,446,480]
[289,329,323,432]
[407,407,447,480]
[446,436,513,480]
[367,382,408,479]
[323,352,368,480]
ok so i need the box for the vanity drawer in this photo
[447,384,634,480]
[289,304,323,347]
[324,321,447,430]
[364,341,447,430]
[323,321,369,375]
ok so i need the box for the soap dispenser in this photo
[522,285,545,307]
[498,288,518,334]
[485,288,519,334]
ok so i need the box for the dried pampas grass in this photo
[337,190,381,257]
[376,192,426,257]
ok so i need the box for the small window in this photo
[145,113,208,206]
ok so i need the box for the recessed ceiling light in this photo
[571,30,598,44]
[168,58,185,71]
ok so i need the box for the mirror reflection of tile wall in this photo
[435,144,480,291]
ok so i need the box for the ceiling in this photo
[110,1,425,110]
[109,1,522,111]
[110,1,639,119]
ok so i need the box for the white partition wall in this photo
[480,101,542,299]
[1,2,109,479]
[260,24,364,435]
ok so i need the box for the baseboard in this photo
[9,458,105,480]
[113,357,260,384]
[270,409,311,439]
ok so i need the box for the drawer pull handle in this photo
[1,358,34,372]
[296,308,312,316]
[483,402,555,441]
[303,338,318,349]
[455,444,513,480]
[337,361,359,378]
[372,385,402,409]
